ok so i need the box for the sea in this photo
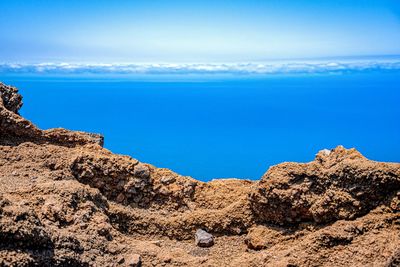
[2,71,400,181]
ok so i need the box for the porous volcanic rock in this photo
[0,82,22,113]
[250,146,400,225]
[1,82,399,266]
[0,82,103,147]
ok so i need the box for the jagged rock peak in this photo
[0,82,23,114]
[0,82,104,147]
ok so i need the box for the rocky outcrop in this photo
[250,146,400,225]
[0,82,103,147]
[0,82,22,113]
[0,82,399,266]
[70,150,200,210]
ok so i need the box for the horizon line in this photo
[1,56,400,76]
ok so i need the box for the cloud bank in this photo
[1,59,400,76]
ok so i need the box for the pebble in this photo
[116,255,125,264]
[195,229,214,247]
[133,164,150,179]
[116,193,125,203]
[321,149,331,156]
[160,176,175,185]
[126,254,142,267]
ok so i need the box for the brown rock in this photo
[245,225,284,250]
[133,164,150,179]
[250,146,400,224]
[126,254,142,267]
[160,175,176,185]
[0,82,22,113]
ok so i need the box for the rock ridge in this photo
[0,82,399,266]
[0,82,104,147]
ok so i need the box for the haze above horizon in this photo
[1,0,400,63]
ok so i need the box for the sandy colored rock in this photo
[0,82,103,147]
[250,146,400,224]
[0,82,400,266]
[126,253,142,267]
[245,225,286,250]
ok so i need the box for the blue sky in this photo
[1,0,400,63]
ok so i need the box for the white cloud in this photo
[1,59,400,75]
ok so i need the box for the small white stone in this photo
[321,149,331,156]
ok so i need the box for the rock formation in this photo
[0,82,399,266]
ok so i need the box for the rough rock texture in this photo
[0,82,103,147]
[0,82,399,266]
[250,146,400,225]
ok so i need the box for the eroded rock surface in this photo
[0,82,399,266]
[250,146,400,225]
[0,82,103,147]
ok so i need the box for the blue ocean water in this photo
[3,72,400,181]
